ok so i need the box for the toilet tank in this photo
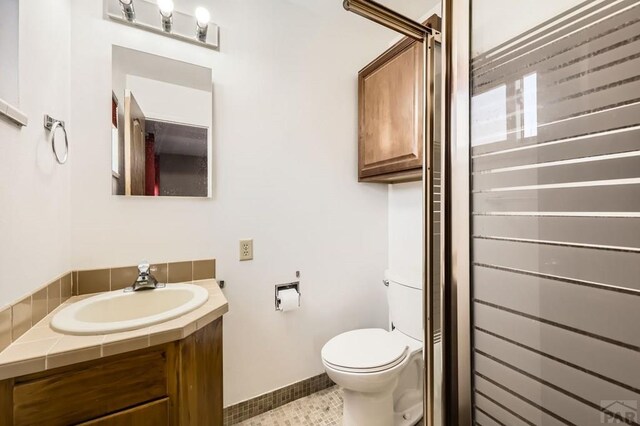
[387,278,422,342]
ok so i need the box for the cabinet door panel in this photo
[359,38,424,181]
[13,349,167,426]
[77,398,169,426]
[179,317,223,425]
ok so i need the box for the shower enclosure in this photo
[449,0,640,424]
[347,0,640,424]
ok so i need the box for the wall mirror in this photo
[0,0,27,126]
[111,45,212,197]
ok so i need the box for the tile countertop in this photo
[0,280,228,381]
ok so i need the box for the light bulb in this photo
[195,7,210,28]
[119,0,135,22]
[157,0,174,17]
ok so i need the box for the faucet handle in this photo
[138,261,150,275]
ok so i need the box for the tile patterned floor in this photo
[237,385,343,426]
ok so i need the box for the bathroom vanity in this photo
[0,280,227,426]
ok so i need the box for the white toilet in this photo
[321,276,423,426]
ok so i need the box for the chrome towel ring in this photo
[44,114,69,165]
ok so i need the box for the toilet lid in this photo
[321,329,409,372]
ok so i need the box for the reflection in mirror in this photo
[0,0,18,106]
[111,45,212,197]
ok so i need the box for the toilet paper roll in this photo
[278,288,300,312]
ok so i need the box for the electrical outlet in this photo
[239,239,253,261]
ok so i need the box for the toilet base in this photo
[342,385,395,426]
[393,397,423,426]
[341,385,423,426]
[393,379,423,426]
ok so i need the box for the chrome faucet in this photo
[125,261,166,292]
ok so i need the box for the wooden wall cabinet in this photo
[0,318,223,426]
[358,36,424,183]
[357,16,440,183]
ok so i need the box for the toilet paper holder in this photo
[275,281,300,311]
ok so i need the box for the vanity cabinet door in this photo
[12,349,168,425]
[0,318,223,426]
[76,399,169,426]
[358,36,424,183]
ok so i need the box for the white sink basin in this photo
[51,284,209,335]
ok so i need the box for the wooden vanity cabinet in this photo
[0,318,223,426]
[357,16,440,183]
[77,399,170,425]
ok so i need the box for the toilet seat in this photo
[321,328,409,373]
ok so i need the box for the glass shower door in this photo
[469,1,640,425]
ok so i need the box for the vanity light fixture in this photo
[119,0,135,22]
[106,0,219,49]
[195,7,210,42]
[157,0,174,32]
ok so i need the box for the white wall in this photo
[125,75,211,127]
[388,182,422,288]
[67,0,418,406]
[0,0,72,307]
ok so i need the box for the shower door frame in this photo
[342,1,443,425]
[343,0,475,424]
[442,0,473,424]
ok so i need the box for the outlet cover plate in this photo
[240,239,253,261]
